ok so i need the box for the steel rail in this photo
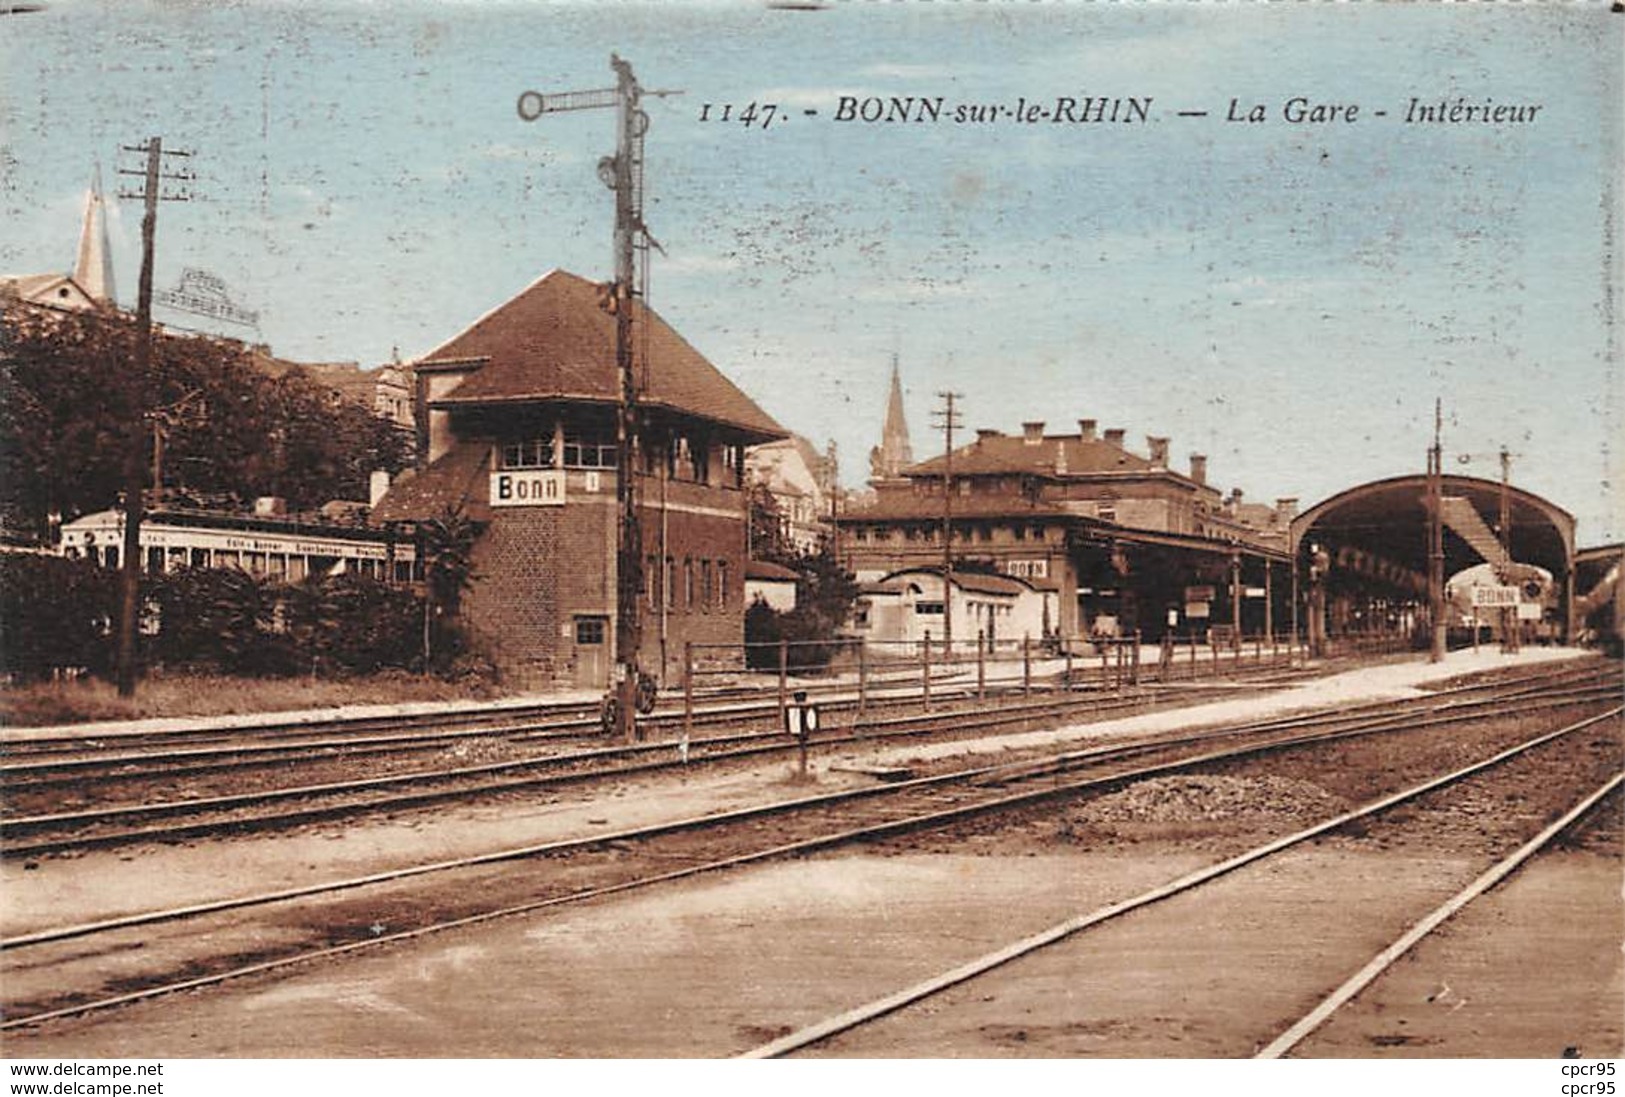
[736,708,1623,1058]
[12,683,1612,952]
[2,699,1616,1036]
[3,669,1615,859]
[1255,770,1623,1059]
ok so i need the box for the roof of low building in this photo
[419,269,786,443]
[370,443,493,525]
[880,566,1035,597]
[745,559,799,582]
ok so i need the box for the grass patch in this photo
[1,670,517,728]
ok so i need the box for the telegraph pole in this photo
[1499,445,1519,652]
[1427,398,1446,663]
[114,137,192,697]
[931,391,963,654]
[518,56,679,740]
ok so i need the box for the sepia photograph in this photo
[1,0,1621,1080]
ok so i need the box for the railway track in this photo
[1,648,1317,765]
[2,669,1616,1033]
[740,719,1620,1058]
[0,673,1180,790]
[3,661,1612,858]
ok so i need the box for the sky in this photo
[3,1,1620,543]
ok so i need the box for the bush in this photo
[285,572,424,676]
[745,599,848,674]
[0,553,119,681]
[153,566,283,674]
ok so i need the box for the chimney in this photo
[1021,421,1045,445]
[1189,454,1207,485]
[1147,436,1169,468]
[253,496,287,517]
[1276,497,1299,520]
[1103,427,1126,447]
[1227,487,1244,513]
[1078,419,1097,442]
[370,469,391,507]
[975,428,1001,443]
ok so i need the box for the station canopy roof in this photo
[1291,474,1576,583]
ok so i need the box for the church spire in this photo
[73,165,116,306]
[868,354,914,482]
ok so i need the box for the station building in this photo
[371,269,786,689]
[837,415,1295,646]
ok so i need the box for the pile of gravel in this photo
[1065,774,1348,827]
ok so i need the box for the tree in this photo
[0,299,411,542]
[747,481,795,565]
[744,540,860,673]
[416,505,481,672]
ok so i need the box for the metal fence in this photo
[678,629,1310,740]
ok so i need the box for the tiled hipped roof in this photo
[907,434,1159,479]
[423,269,785,443]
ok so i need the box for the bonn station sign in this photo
[491,470,566,507]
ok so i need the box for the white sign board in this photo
[1517,602,1542,621]
[491,470,565,507]
[1471,585,1520,608]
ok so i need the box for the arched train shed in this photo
[1290,475,1577,646]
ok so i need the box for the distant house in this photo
[745,559,799,612]
[850,567,1054,649]
[745,434,835,554]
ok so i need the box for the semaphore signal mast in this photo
[517,55,680,741]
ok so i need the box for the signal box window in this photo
[575,617,607,645]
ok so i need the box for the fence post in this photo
[1189,630,1197,679]
[1062,643,1072,697]
[1131,630,1141,685]
[1022,634,1032,696]
[778,638,788,730]
[977,630,986,701]
[857,639,868,728]
[921,635,932,712]
[681,641,693,762]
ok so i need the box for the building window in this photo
[563,431,618,469]
[701,559,713,610]
[500,437,555,470]
[502,429,618,470]
[685,558,696,610]
[915,601,945,616]
[717,560,728,608]
[665,557,676,610]
[575,617,606,645]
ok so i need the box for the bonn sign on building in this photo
[491,471,566,507]
[1470,585,1521,607]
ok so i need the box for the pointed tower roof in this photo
[870,355,914,481]
[72,166,116,306]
